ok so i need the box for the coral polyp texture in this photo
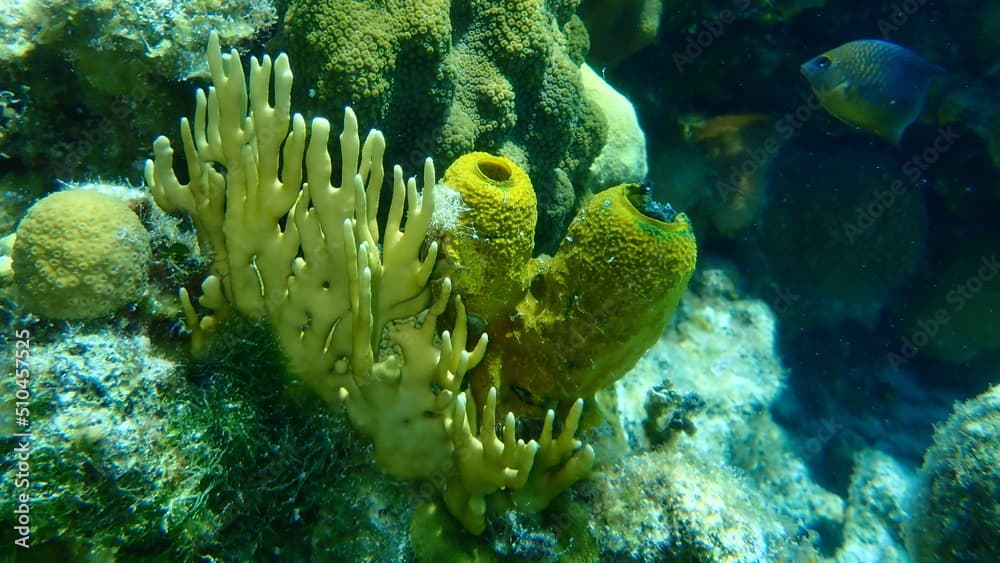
[145,32,593,535]
[282,0,610,252]
[12,188,151,320]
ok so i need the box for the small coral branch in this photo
[446,387,539,534]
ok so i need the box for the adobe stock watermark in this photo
[841,125,960,243]
[878,0,933,40]
[714,93,824,204]
[768,284,801,315]
[799,417,844,461]
[12,328,33,549]
[673,0,752,73]
[888,254,1000,369]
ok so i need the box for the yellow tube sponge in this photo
[479,183,698,417]
[12,189,150,320]
[437,152,536,324]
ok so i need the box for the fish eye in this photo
[815,55,832,69]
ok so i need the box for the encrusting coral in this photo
[281,0,608,253]
[145,32,593,535]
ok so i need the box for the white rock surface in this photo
[580,64,648,193]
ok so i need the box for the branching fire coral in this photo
[145,32,593,535]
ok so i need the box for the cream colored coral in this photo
[445,387,538,534]
[12,189,150,320]
[445,389,597,534]
[511,398,597,512]
[146,31,592,533]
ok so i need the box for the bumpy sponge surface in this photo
[475,183,698,417]
[439,152,537,324]
[13,189,150,320]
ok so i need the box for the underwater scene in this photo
[0,0,998,561]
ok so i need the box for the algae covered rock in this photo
[0,319,388,561]
[587,264,840,561]
[0,0,277,79]
[906,384,1000,562]
[0,0,278,178]
[834,449,914,562]
[12,188,151,320]
[0,330,208,559]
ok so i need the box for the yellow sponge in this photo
[478,183,698,417]
[438,152,536,324]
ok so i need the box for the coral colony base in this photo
[145,32,601,535]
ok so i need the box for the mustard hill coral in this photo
[578,0,663,67]
[282,0,608,252]
[145,32,593,535]
[12,188,150,320]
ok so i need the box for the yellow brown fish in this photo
[801,39,945,144]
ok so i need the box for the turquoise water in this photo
[1,1,997,561]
